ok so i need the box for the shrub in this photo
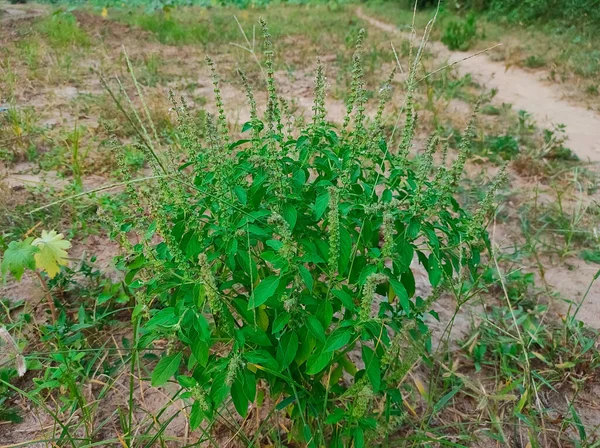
[487,134,520,160]
[441,13,477,51]
[105,21,502,445]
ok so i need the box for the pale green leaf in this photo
[32,230,72,279]
[151,353,182,387]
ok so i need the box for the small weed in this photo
[481,104,501,115]
[541,125,578,161]
[0,106,44,163]
[0,368,23,424]
[442,14,478,51]
[524,54,546,68]
[36,11,90,49]
[17,39,42,72]
[482,266,536,306]
[486,134,520,160]
[137,53,164,87]
[518,182,597,259]
[585,83,599,96]
[0,58,18,102]
[580,249,600,264]
[64,125,88,190]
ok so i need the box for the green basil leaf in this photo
[306,315,325,342]
[306,350,333,375]
[361,345,381,392]
[314,190,330,220]
[151,352,182,387]
[276,332,299,369]
[248,276,280,309]
[324,328,352,352]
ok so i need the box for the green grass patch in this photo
[35,11,90,48]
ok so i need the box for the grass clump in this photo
[95,20,504,445]
[36,11,90,49]
[441,13,478,51]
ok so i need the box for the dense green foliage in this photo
[376,0,600,34]
[441,13,477,51]
[474,0,600,28]
[95,21,504,445]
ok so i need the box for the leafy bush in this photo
[101,22,502,445]
[441,13,477,51]
[485,0,600,28]
[486,134,520,160]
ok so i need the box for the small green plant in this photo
[586,83,599,96]
[137,53,165,87]
[442,13,478,51]
[98,21,503,446]
[63,124,88,191]
[518,181,597,260]
[524,54,546,68]
[486,134,520,160]
[36,11,90,49]
[540,124,578,161]
[0,367,23,424]
[481,104,501,115]
[1,230,72,322]
[17,39,42,72]
[0,106,43,163]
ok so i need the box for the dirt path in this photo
[356,8,600,163]
[0,1,46,22]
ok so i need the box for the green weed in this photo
[64,125,88,191]
[485,134,520,161]
[0,368,23,424]
[580,249,600,264]
[524,54,546,68]
[136,53,165,87]
[36,11,90,49]
[586,84,599,97]
[0,106,44,163]
[441,14,478,51]
[518,182,598,259]
[17,39,42,72]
